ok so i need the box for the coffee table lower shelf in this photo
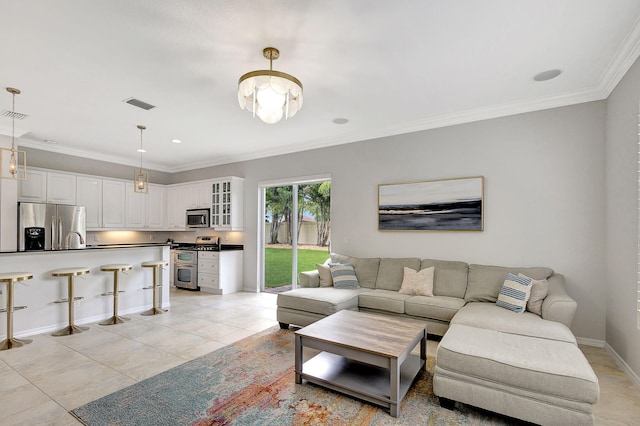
[298,351,425,415]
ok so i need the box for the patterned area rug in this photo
[71,326,517,425]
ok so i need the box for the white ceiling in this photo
[1,1,640,173]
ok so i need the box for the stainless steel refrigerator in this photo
[18,202,87,251]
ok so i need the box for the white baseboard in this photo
[604,343,640,388]
[576,337,605,347]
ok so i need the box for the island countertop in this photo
[0,242,171,255]
[0,245,170,338]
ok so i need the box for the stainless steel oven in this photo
[174,249,198,290]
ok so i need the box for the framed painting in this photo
[378,176,484,231]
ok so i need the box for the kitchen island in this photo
[0,244,170,339]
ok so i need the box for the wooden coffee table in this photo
[294,310,427,417]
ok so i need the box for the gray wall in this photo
[176,101,608,342]
[605,56,640,377]
[23,148,173,184]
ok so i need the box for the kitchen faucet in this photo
[64,231,85,249]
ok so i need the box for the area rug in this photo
[71,326,516,425]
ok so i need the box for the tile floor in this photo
[0,288,638,425]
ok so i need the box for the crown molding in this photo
[0,124,28,138]
[17,137,174,173]
[597,13,640,98]
[12,85,613,174]
[168,86,607,173]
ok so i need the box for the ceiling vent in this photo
[0,109,28,120]
[124,98,156,110]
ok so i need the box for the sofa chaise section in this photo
[434,324,599,425]
[277,287,367,328]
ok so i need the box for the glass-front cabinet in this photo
[210,177,244,231]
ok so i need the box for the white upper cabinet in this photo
[167,185,186,229]
[211,177,244,231]
[197,181,213,208]
[146,184,166,228]
[76,176,103,228]
[19,169,76,205]
[46,172,76,205]
[18,168,244,232]
[125,182,146,228]
[102,179,126,228]
[18,169,47,202]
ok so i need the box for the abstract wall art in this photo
[378,176,484,231]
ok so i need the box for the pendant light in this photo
[1,87,27,180]
[133,124,148,194]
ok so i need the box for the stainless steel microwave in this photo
[186,208,210,228]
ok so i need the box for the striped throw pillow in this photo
[328,263,360,288]
[496,273,532,313]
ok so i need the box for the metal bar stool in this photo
[51,267,90,336]
[141,260,168,316]
[99,264,132,325]
[0,272,33,350]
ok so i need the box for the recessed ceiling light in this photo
[137,148,146,153]
[533,69,562,82]
[332,118,349,124]
[171,139,182,144]
[44,139,57,144]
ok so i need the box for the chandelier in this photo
[238,47,303,124]
[1,87,27,180]
[133,124,148,193]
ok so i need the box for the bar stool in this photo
[0,272,33,350]
[51,267,90,336]
[99,264,132,325]
[141,260,168,316]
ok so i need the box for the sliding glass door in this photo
[260,178,331,293]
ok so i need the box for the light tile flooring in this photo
[0,288,638,425]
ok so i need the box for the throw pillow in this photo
[496,273,532,313]
[519,273,549,316]
[399,266,434,296]
[316,263,333,287]
[328,263,360,288]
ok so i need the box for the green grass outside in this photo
[265,247,330,287]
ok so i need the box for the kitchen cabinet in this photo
[125,182,146,228]
[196,181,213,208]
[18,169,76,204]
[46,172,76,205]
[197,250,243,294]
[76,176,103,228]
[181,181,212,209]
[125,183,166,228]
[166,185,187,229]
[18,169,46,202]
[146,184,166,228]
[102,179,126,228]
[211,177,244,231]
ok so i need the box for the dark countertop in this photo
[170,243,244,251]
[1,243,171,254]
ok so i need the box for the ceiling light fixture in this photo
[238,47,303,124]
[1,87,27,180]
[134,124,148,194]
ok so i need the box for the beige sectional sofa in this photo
[277,253,600,425]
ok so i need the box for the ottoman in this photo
[433,324,599,425]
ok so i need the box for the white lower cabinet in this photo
[197,251,243,294]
